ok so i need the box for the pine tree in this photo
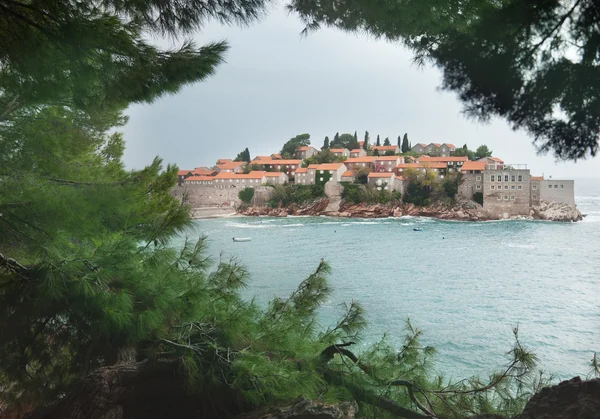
[333,132,340,146]
[376,135,381,147]
[397,136,401,147]
[383,137,391,146]
[364,130,369,143]
[362,137,369,151]
[353,131,358,143]
[323,136,330,149]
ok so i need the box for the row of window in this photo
[549,184,564,188]
[490,175,523,182]
[491,185,522,190]
[497,195,516,200]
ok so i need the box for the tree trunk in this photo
[24,359,242,419]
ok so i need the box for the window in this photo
[533,194,537,199]
[511,185,515,190]
[549,185,552,188]
[510,195,515,200]
[504,195,509,200]
[476,176,481,181]
[533,185,537,190]
[476,185,481,190]
[518,175,523,182]
[518,185,522,190]
[497,195,502,200]
[497,177,501,182]
[491,185,495,190]
[491,175,495,181]
[319,177,324,181]
[511,175,515,182]
[554,185,558,188]
[504,175,509,181]
[505,185,509,190]
[560,184,564,188]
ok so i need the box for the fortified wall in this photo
[172,185,273,208]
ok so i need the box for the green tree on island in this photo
[363,130,370,150]
[474,144,493,160]
[234,147,251,162]
[401,133,410,153]
[281,133,311,158]
[323,136,330,149]
[376,135,381,146]
[383,137,391,146]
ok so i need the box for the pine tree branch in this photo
[0,252,30,278]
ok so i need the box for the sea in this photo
[178,178,600,381]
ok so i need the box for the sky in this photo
[121,4,600,179]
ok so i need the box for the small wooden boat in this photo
[413,228,423,232]
[232,237,251,242]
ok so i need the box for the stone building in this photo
[482,164,531,217]
[264,172,289,185]
[539,179,575,206]
[294,168,311,185]
[418,155,468,172]
[349,149,367,158]
[367,173,405,193]
[296,146,319,160]
[307,163,348,186]
[371,145,400,154]
[341,170,355,183]
[374,156,403,172]
[344,156,376,170]
[410,143,457,157]
[458,160,487,199]
[530,176,544,205]
[330,148,350,158]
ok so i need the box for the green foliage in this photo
[473,191,484,205]
[354,167,371,185]
[403,169,462,206]
[376,135,381,146]
[288,0,600,160]
[304,149,346,166]
[401,133,410,153]
[363,131,369,151]
[323,136,330,149]
[267,184,325,207]
[474,145,493,160]
[342,184,401,205]
[383,137,391,146]
[238,187,255,204]
[331,133,357,150]
[234,148,251,162]
[281,133,311,158]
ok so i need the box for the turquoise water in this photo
[182,179,600,380]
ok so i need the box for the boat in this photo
[413,228,423,232]
[232,237,251,242]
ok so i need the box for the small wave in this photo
[281,223,305,228]
[506,243,536,249]
[226,222,269,229]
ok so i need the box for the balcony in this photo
[485,164,528,171]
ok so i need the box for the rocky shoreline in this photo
[237,199,584,222]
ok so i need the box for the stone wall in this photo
[540,180,575,206]
[172,185,273,208]
[458,173,483,200]
[483,169,531,217]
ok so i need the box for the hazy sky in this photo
[122,4,599,179]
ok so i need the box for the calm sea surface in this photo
[178,178,600,380]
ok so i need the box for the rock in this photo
[533,201,583,222]
[515,377,600,419]
[233,399,358,419]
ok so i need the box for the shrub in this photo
[238,187,255,204]
[267,184,325,207]
[473,191,484,205]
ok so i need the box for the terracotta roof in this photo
[254,155,272,161]
[372,145,398,151]
[358,141,364,146]
[350,149,364,153]
[217,161,245,170]
[431,143,442,147]
[251,159,302,165]
[374,156,400,161]
[417,156,468,163]
[264,172,286,177]
[295,168,308,173]
[397,162,446,169]
[313,163,345,170]
[531,176,544,181]
[415,143,428,148]
[244,171,267,179]
[191,169,215,176]
[297,146,311,151]
[460,161,487,172]
[330,148,348,153]
[214,171,267,180]
[345,156,376,163]
[490,157,504,163]
[178,170,192,176]
[185,176,214,181]
[195,166,210,171]
[271,154,282,159]
[214,172,242,179]
[368,172,394,178]
[405,156,416,161]
[216,159,232,164]
[444,143,457,149]
[341,171,355,177]
[396,176,406,181]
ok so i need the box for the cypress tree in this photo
[364,130,369,143]
[402,133,410,153]
[376,135,381,147]
[323,136,330,149]
[333,132,340,147]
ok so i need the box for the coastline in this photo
[233,199,584,222]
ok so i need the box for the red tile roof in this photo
[330,148,348,153]
[368,172,394,178]
[271,154,282,159]
[191,169,216,176]
[341,170,355,178]
[431,143,442,147]
[216,159,232,164]
[375,156,400,161]
[178,170,192,176]
[295,168,308,173]
[397,162,446,169]
[217,161,245,170]
[345,156,376,163]
[312,163,345,170]
[372,145,399,151]
[460,161,487,172]
[251,159,302,166]
[297,146,311,151]
[185,176,214,181]
[490,157,504,163]
[444,143,457,149]
[417,156,468,163]
[416,143,428,148]
[264,172,286,177]
[350,149,364,153]
[531,176,544,181]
